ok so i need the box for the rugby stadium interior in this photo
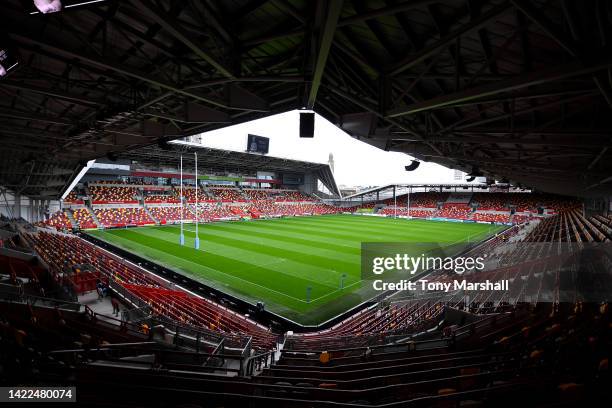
[0,0,610,407]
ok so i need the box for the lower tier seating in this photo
[94,208,154,227]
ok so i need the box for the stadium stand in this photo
[191,202,237,220]
[41,211,72,231]
[242,188,276,201]
[0,201,609,407]
[437,203,473,220]
[70,208,97,229]
[180,187,209,203]
[472,212,511,223]
[144,194,179,204]
[471,192,511,211]
[121,284,276,349]
[94,208,154,227]
[208,187,246,202]
[275,190,316,202]
[385,192,449,208]
[2,1,612,405]
[89,185,138,204]
[148,206,194,223]
[22,230,276,346]
[62,191,82,204]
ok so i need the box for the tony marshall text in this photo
[373,279,509,292]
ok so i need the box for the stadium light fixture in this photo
[32,0,62,13]
[30,0,108,15]
[404,160,420,171]
[0,42,19,78]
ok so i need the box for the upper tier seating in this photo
[179,187,208,202]
[276,190,315,201]
[471,193,510,211]
[387,192,449,208]
[63,190,81,203]
[89,185,138,203]
[510,193,581,212]
[144,194,179,204]
[208,188,245,202]
[96,180,128,184]
[242,188,275,201]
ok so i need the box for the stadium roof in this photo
[341,183,491,200]
[1,0,612,198]
[107,142,340,197]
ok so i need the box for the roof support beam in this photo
[243,0,444,47]
[307,0,343,108]
[386,54,612,118]
[387,134,612,148]
[132,0,235,79]
[511,0,579,56]
[389,2,513,76]
[9,33,234,110]
[0,109,74,126]
[587,147,608,170]
[0,81,105,106]
[451,91,597,131]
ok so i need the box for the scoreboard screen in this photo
[247,134,269,154]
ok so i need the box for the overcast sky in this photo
[196,110,462,187]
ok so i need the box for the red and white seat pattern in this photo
[242,189,275,201]
[94,208,154,227]
[63,191,82,204]
[148,206,194,223]
[43,211,72,230]
[122,284,276,349]
[26,231,276,349]
[472,212,510,223]
[71,208,97,229]
[27,231,161,287]
[208,188,245,202]
[438,204,472,220]
[144,194,179,204]
[275,190,315,201]
[90,185,138,203]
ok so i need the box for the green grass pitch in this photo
[87,215,504,325]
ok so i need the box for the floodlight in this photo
[0,47,19,78]
[29,1,108,15]
[404,160,420,171]
[33,0,63,14]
